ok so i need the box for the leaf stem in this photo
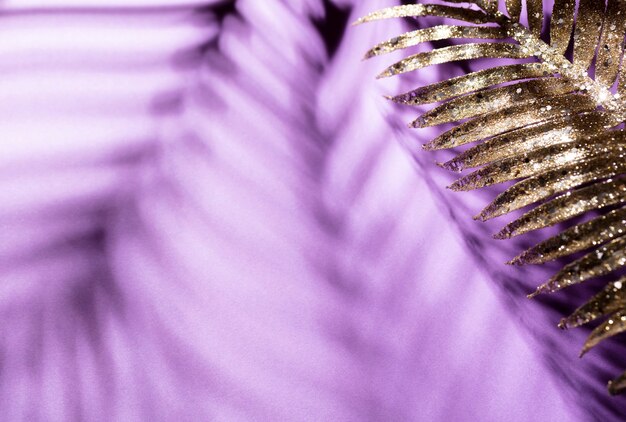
[476,7,624,125]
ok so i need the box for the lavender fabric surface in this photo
[0,1,618,420]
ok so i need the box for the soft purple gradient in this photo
[0,0,618,420]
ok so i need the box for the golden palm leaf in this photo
[357,0,626,395]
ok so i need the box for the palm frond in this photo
[359,0,626,395]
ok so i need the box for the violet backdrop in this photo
[0,0,623,420]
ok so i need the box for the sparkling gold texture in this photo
[509,207,626,265]
[443,111,613,171]
[365,26,508,59]
[534,235,626,297]
[479,157,626,220]
[560,280,626,329]
[595,0,626,88]
[506,0,522,22]
[378,43,530,78]
[392,63,552,106]
[573,0,604,69]
[424,94,595,149]
[420,78,574,128]
[451,136,626,192]
[581,311,626,356]
[498,178,626,239]
[360,0,626,394]
[550,0,575,54]
[354,4,489,25]
[527,0,544,37]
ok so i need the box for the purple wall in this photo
[0,1,622,420]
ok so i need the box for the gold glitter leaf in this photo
[392,63,552,106]
[533,235,626,297]
[550,0,575,54]
[451,137,626,192]
[354,5,488,25]
[573,0,605,69]
[581,311,626,356]
[424,93,595,149]
[478,156,626,221]
[377,43,530,78]
[559,280,626,329]
[443,111,613,171]
[418,77,573,128]
[509,207,626,265]
[527,0,544,37]
[506,0,522,22]
[498,177,626,239]
[609,371,626,395]
[364,26,508,59]
[360,0,626,395]
[595,0,626,88]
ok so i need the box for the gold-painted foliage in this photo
[357,0,626,395]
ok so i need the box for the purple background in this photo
[0,1,624,420]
